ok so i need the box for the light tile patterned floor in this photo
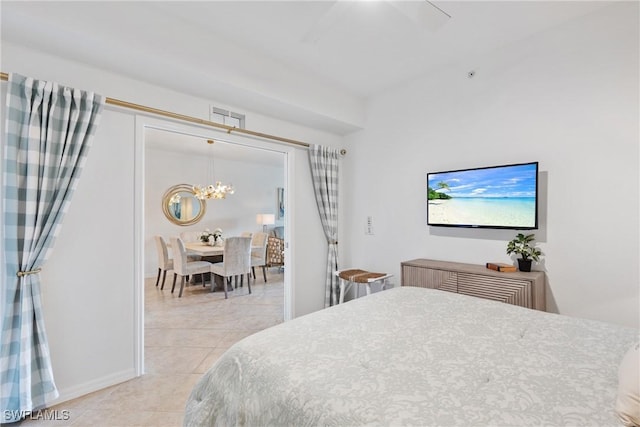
[19,270,284,426]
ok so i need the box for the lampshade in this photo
[256,213,275,226]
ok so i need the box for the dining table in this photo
[184,241,261,257]
[184,242,225,257]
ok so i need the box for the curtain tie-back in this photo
[328,240,338,245]
[17,268,42,277]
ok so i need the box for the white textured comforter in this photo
[184,287,637,426]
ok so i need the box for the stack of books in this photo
[486,262,517,272]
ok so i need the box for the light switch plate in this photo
[365,216,374,235]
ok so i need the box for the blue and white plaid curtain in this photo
[1,73,104,423]
[308,145,340,308]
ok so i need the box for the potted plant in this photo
[506,233,542,272]
[199,228,224,246]
[212,228,224,246]
[199,229,213,244]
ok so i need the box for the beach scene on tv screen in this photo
[427,163,537,227]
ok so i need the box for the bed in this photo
[184,286,638,426]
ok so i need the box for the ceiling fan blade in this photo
[301,0,450,44]
[301,1,357,44]
[387,1,451,32]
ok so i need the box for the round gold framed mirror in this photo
[161,184,206,226]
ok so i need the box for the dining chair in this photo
[154,235,174,289]
[271,226,284,240]
[210,236,252,299]
[170,237,213,297]
[250,232,269,283]
[266,235,285,271]
[180,230,201,242]
[180,230,203,261]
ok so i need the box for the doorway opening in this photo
[134,117,293,375]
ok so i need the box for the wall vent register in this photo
[210,106,246,129]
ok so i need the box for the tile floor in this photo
[19,269,284,426]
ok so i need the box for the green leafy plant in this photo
[427,181,452,200]
[506,233,542,261]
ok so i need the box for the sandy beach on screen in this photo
[428,198,535,227]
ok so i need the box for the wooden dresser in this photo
[401,259,546,311]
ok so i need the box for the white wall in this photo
[1,42,343,404]
[343,3,639,328]
[144,146,284,277]
[42,112,138,396]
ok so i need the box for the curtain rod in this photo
[1,72,347,155]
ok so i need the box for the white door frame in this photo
[133,115,295,375]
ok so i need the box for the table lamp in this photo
[256,213,275,232]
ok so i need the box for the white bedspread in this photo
[184,286,637,426]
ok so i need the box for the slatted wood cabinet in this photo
[401,259,546,311]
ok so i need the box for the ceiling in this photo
[145,128,285,166]
[1,1,612,134]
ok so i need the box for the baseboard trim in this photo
[48,369,138,407]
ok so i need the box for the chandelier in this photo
[192,139,235,200]
[193,181,234,200]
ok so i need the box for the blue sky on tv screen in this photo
[428,163,537,198]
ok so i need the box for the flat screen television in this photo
[427,161,538,229]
